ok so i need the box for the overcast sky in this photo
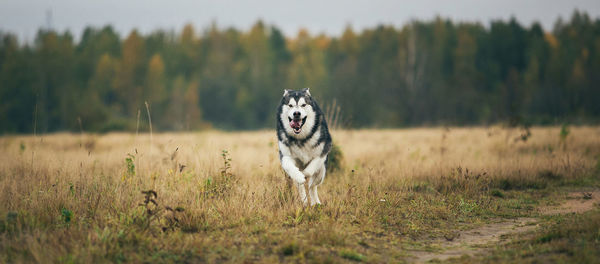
[1,0,599,42]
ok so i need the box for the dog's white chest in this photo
[289,142,323,165]
[279,130,324,166]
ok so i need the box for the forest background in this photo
[1,11,598,133]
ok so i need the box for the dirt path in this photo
[408,191,600,263]
[539,190,600,215]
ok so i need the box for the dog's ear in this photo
[283,89,291,96]
[302,87,311,96]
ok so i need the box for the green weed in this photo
[61,208,73,224]
[340,249,366,262]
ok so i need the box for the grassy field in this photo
[1,126,599,263]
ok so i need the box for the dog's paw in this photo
[293,173,306,184]
[295,177,306,185]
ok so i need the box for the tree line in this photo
[1,11,598,133]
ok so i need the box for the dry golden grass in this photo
[0,126,599,263]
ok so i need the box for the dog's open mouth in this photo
[288,116,307,134]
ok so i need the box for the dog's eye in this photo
[288,104,292,107]
[301,104,306,107]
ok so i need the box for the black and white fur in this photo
[277,88,332,205]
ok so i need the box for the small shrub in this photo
[162,206,185,232]
[327,143,343,173]
[136,190,160,230]
[136,190,191,233]
[200,150,237,198]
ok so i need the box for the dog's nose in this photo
[293,111,301,118]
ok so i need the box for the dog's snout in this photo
[293,111,301,118]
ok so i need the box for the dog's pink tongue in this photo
[290,120,301,129]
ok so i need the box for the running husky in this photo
[277,88,332,206]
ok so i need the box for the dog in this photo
[277,88,332,206]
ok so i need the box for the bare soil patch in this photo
[539,191,600,215]
[410,218,538,262]
[409,190,600,263]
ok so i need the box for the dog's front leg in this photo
[281,156,308,204]
[302,155,327,178]
[281,156,306,184]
